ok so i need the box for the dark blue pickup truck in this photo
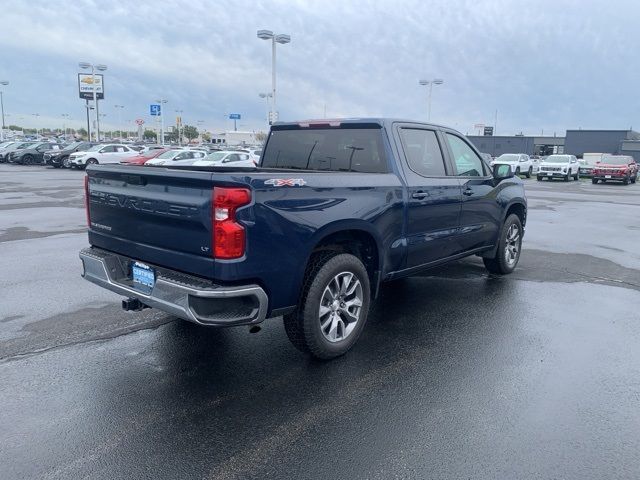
[80,118,526,358]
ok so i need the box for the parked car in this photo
[491,153,533,178]
[144,149,207,166]
[80,118,527,359]
[120,148,171,166]
[11,142,64,165]
[192,150,256,167]
[68,144,138,168]
[537,154,580,181]
[529,155,541,174]
[592,155,638,185]
[136,145,165,154]
[235,147,263,163]
[579,153,607,177]
[45,142,99,168]
[0,141,36,163]
[0,141,15,151]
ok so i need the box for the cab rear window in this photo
[261,128,388,173]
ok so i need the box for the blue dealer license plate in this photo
[132,262,155,290]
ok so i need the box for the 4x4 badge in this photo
[265,178,307,187]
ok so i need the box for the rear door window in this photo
[399,128,447,176]
[261,127,387,172]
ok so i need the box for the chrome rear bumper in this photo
[79,247,268,326]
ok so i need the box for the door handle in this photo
[412,191,429,199]
[463,187,474,196]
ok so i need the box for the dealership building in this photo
[468,129,640,161]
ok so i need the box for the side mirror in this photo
[493,163,514,180]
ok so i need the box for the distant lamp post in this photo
[0,81,8,141]
[155,99,168,145]
[175,109,183,145]
[418,78,444,121]
[114,105,124,140]
[61,114,70,138]
[79,62,107,141]
[259,92,273,124]
[32,113,40,136]
[257,29,291,124]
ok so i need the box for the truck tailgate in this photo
[86,166,218,277]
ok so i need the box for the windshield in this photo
[602,156,630,165]
[0,142,13,148]
[545,155,571,163]
[206,152,227,162]
[496,154,520,162]
[156,150,181,159]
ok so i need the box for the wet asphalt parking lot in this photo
[1,164,639,479]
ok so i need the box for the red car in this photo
[120,148,170,165]
[592,155,638,185]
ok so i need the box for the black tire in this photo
[283,252,371,359]
[592,178,598,184]
[574,171,579,180]
[623,176,629,185]
[632,176,637,184]
[62,156,71,168]
[483,214,523,275]
[86,158,98,166]
[23,154,34,165]
[564,172,570,182]
[526,167,532,178]
[536,176,543,181]
[515,167,520,175]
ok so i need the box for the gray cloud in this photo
[0,0,638,134]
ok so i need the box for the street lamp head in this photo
[433,79,444,85]
[419,80,429,85]
[257,29,274,40]
[275,34,291,44]
[96,64,107,71]
[78,62,91,69]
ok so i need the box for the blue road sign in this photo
[229,113,241,120]
[150,104,161,116]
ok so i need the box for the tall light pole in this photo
[257,30,291,125]
[114,105,124,140]
[197,120,205,143]
[61,114,70,138]
[0,81,8,141]
[155,98,168,145]
[418,78,444,121]
[175,109,183,146]
[259,92,272,124]
[79,62,107,141]
[32,113,40,136]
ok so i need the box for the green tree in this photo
[77,128,88,139]
[201,132,211,142]
[182,124,199,143]
[255,132,267,143]
[143,129,157,141]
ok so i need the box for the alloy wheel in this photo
[504,223,521,267]
[318,271,363,343]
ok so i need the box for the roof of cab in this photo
[272,118,454,131]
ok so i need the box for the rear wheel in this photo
[85,158,98,166]
[483,214,522,275]
[283,253,371,359]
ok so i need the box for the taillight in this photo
[84,175,91,227]
[212,187,251,259]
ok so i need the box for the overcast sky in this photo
[1,0,639,135]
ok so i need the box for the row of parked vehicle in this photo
[487,153,638,185]
[0,140,263,169]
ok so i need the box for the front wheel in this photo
[564,172,571,182]
[526,167,532,178]
[283,253,371,359]
[515,167,521,175]
[574,170,579,180]
[483,214,523,275]
[62,156,71,168]
[623,176,629,185]
[592,178,598,184]
[537,176,543,181]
